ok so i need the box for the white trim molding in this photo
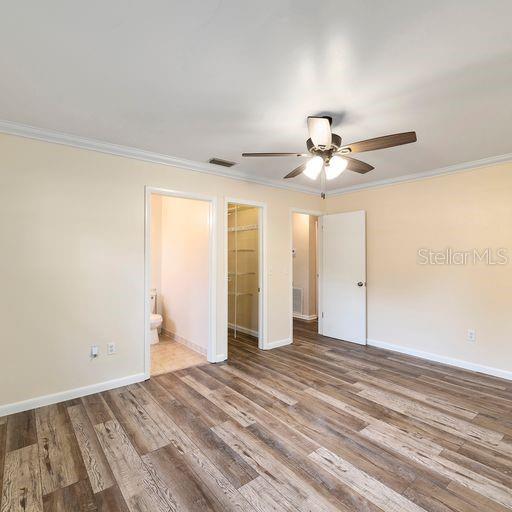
[228,323,259,338]
[264,338,293,350]
[161,329,207,355]
[0,373,146,417]
[367,339,512,381]
[224,197,268,352]
[293,314,318,321]
[0,119,317,196]
[145,186,218,375]
[2,120,511,199]
[328,152,512,196]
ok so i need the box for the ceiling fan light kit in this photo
[325,155,348,180]
[242,115,417,197]
[303,156,324,180]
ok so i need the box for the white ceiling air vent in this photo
[208,158,236,167]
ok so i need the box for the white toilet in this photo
[149,289,163,344]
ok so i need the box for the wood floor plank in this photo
[313,382,466,452]
[357,385,508,449]
[6,410,37,452]
[349,370,478,419]
[42,479,96,512]
[35,403,84,496]
[127,384,196,455]
[239,476,299,512]
[67,404,115,493]
[360,423,512,509]
[81,395,114,426]
[143,443,253,512]
[219,364,298,406]
[456,440,512,478]
[310,447,426,512]
[94,485,130,512]
[403,477,496,512]
[180,447,254,511]
[245,422,383,512]
[142,444,217,511]
[94,419,172,512]
[213,420,346,512]
[156,372,230,427]
[101,387,168,456]
[446,481,512,512]
[1,444,43,512]
[139,378,258,489]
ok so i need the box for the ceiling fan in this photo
[242,116,417,198]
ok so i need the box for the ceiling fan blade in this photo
[242,152,309,157]
[307,116,332,148]
[283,162,308,179]
[339,131,417,154]
[345,157,374,174]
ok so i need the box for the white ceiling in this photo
[1,1,512,193]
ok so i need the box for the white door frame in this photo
[144,186,217,379]
[225,198,267,350]
[289,207,323,338]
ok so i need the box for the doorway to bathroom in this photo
[227,200,265,356]
[145,188,215,378]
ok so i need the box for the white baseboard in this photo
[0,373,146,418]
[367,339,512,381]
[264,338,292,350]
[228,323,259,338]
[212,353,227,363]
[293,314,318,321]
[161,329,207,355]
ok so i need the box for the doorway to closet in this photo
[227,201,262,355]
[148,191,211,376]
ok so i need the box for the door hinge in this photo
[321,312,324,319]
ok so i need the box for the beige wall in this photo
[159,195,209,351]
[0,132,321,408]
[325,162,512,374]
[292,213,317,317]
[1,129,510,410]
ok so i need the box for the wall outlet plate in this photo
[91,345,99,358]
[467,329,476,342]
[107,342,116,355]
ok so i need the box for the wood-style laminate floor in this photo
[1,319,512,511]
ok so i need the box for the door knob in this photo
[357,282,364,287]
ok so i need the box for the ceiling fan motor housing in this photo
[306,133,342,151]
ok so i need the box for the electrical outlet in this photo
[107,342,116,355]
[91,345,99,358]
[467,329,476,342]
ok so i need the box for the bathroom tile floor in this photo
[151,334,206,375]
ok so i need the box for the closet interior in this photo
[227,203,260,345]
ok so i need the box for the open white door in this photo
[320,211,366,344]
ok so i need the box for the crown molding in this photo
[2,119,511,199]
[0,119,318,196]
[327,152,512,197]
